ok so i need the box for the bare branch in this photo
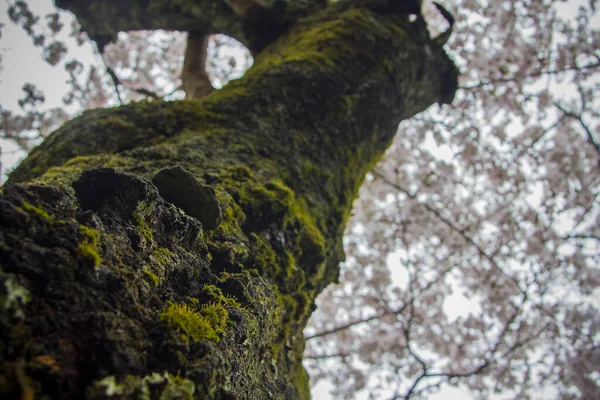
[306,304,407,340]
[459,62,600,91]
[372,169,526,296]
[181,32,214,99]
[553,102,600,156]
[304,351,351,360]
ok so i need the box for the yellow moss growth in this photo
[133,201,154,243]
[94,371,195,399]
[18,202,55,223]
[159,301,228,343]
[143,267,161,287]
[152,247,172,266]
[78,225,102,267]
[202,284,245,310]
[199,303,228,335]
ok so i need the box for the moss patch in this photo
[92,372,195,399]
[239,179,326,282]
[202,284,245,310]
[1,278,31,319]
[133,201,154,244]
[17,202,55,223]
[143,267,161,287]
[159,301,228,344]
[152,247,172,267]
[78,225,102,267]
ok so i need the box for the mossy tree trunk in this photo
[0,0,457,398]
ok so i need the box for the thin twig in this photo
[553,102,600,156]
[459,62,600,90]
[372,169,526,296]
[105,67,123,105]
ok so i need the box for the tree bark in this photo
[1,0,457,398]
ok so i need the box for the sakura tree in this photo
[305,1,600,398]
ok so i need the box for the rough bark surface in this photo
[1,0,457,398]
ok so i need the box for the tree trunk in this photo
[0,1,457,398]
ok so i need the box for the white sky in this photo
[0,0,98,180]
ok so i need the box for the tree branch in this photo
[391,298,528,400]
[459,62,600,90]
[54,0,328,55]
[303,351,351,360]
[305,303,407,340]
[554,101,600,156]
[181,32,214,99]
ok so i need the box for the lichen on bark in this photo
[0,1,457,398]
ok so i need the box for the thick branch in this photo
[181,33,214,99]
[55,0,328,54]
[372,169,525,295]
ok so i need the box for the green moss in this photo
[2,278,31,319]
[291,360,311,400]
[160,373,196,399]
[93,372,195,399]
[17,202,55,223]
[159,302,226,343]
[78,225,102,267]
[248,233,280,276]
[228,165,252,182]
[204,84,250,105]
[215,201,245,238]
[23,153,137,187]
[152,247,172,267]
[0,2,455,398]
[133,201,154,243]
[240,179,326,283]
[143,266,161,287]
[251,8,374,74]
[202,284,245,310]
[297,223,326,277]
[97,115,135,131]
[217,271,232,282]
[283,251,298,280]
[242,182,288,228]
[199,303,228,335]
